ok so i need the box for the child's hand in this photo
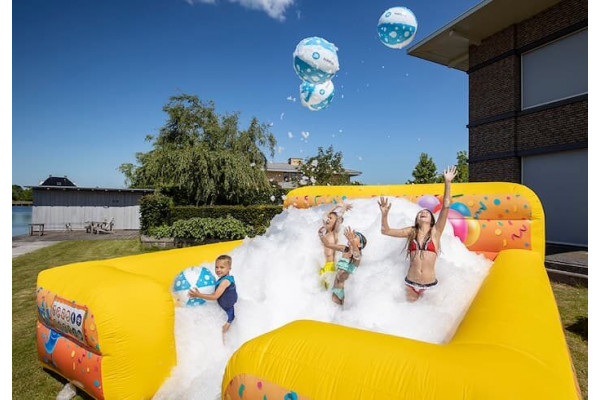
[343,203,353,211]
[188,288,201,298]
[378,197,391,215]
[344,226,354,241]
[318,226,327,237]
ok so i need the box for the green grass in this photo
[12,240,161,400]
[13,242,588,399]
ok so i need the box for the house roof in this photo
[39,176,76,186]
[407,0,562,71]
[266,162,362,176]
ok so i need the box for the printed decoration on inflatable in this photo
[293,37,339,84]
[171,266,216,307]
[377,6,418,49]
[300,80,335,111]
[417,194,440,211]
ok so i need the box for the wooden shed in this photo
[32,186,154,230]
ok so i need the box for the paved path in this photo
[12,230,140,258]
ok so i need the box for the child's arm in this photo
[320,234,347,252]
[344,226,362,267]
[378,197,413,238]
[189,279,231,301]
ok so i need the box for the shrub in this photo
[171,216,251,241]
[139,193,173,234]
[146,224,173,239]
[172,205,282,236]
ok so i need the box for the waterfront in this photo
[12,206,32,236]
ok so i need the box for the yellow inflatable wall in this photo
[36,183,580,399]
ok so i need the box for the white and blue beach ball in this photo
[171,266,216,307]
[377,7,418,49]
[300,80,335,111]
[293,37,340,84]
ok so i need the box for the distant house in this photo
[265,158,362,189]
[407,0,587,246]
[32,176,154,230]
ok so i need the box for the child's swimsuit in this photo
[332,258,358,300]
[408,237,437,253]
[216,275,238,323]
[320,261,336,289]
[405,237,438,295]
[404,277,438,295]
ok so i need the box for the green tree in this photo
[407,153,439,184]
[296,146,347,186]
[455,150,469,182]
[119,94,277,205]
[12,185,32,201]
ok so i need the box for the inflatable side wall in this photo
[222,183,580,399]
[36,183,578,399]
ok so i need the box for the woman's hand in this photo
[378,197,391,215]
[443,166,457,183]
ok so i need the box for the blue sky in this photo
[12,0,481,188]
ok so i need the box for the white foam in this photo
[153,198,492,399]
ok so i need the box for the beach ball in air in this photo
[171,266,216,307]
[293,37,340,84]
[300,80,335,111]
[377,7,418,49]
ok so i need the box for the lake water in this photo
[12,206,32,236]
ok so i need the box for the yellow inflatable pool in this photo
[36,183,581,399]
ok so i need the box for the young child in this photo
[318,203,352,288]
[321,226,367,305]
[189,254,238,342]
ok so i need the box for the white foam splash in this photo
[154,198,492,399]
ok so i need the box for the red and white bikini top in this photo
[409,237,437,253]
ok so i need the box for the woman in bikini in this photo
[378,166,457,302]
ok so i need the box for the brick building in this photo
[408,0,587,246]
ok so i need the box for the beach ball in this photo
[293,37,339,84]
[450,202,471,217]
[446,209,468,242]
[300,80,335,111]
[417,195,440,211]
[171,266,216,307]
[377,7,418,49]
[464,219,481,247]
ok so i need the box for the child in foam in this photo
[318,203,352,288]
[189,254,238,342]
[321,226,367,305]
[379,166,457,302]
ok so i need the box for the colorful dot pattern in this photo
[226,374,309,400]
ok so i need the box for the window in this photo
[521,29,587,109]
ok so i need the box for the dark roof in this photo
[32,186,155,193]
[40,176,76,186]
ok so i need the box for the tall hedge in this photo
[139,193,173,234]
[172,205,282,235]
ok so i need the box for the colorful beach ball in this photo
[300,80,335,111]
[171,266,216,307]
[377,7,418,49]
[293,37,339,84]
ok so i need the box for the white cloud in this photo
[186,0,294,20]
[231,0,295,21]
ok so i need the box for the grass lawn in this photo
[13,241,588,399]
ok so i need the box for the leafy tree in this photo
[455,150,469,182]
[296,146,348,186]
[12,185,32,201]
[407,153,439,184]
[119,94,277,205]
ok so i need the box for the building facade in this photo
[408,0,587,246]
[32,185,155,230]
